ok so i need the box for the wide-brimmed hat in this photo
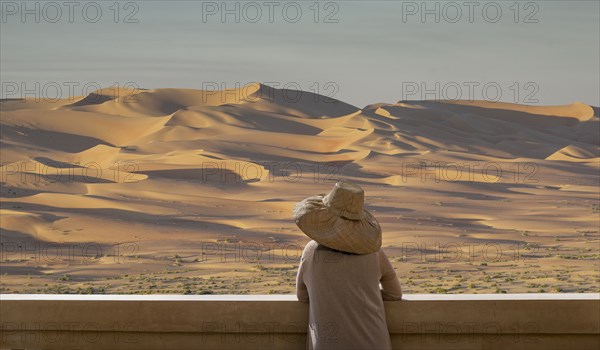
[293,181,382,254]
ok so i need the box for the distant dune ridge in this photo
[1,83,598,294]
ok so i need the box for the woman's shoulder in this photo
[374,246,387,255]
[303,240,319,252]
[300,240,319,258]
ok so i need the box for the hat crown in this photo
[323,182,364,220]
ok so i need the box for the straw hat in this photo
[293,181,382,254]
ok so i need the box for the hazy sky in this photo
[1,0,599,107]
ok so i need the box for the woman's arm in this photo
[379,249,402,301]
[296,253,309,303]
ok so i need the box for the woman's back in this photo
[297,240,402,350]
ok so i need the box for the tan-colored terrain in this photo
[1,83,598,294]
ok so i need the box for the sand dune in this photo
[1,83,598,294]
[546,143,600,161]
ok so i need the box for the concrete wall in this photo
[1,294,598,350]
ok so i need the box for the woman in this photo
[294,181,403,350]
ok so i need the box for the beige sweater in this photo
[296,240,403,350]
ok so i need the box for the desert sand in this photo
[1,83,598,295]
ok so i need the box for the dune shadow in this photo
[33,157,84,169]
[0,201,250,234]
[255,84,360,119]
[380,102,598,159]
[1,125,113,152]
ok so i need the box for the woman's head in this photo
[293,181,382,255]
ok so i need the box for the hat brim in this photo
[293,195,382,254]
